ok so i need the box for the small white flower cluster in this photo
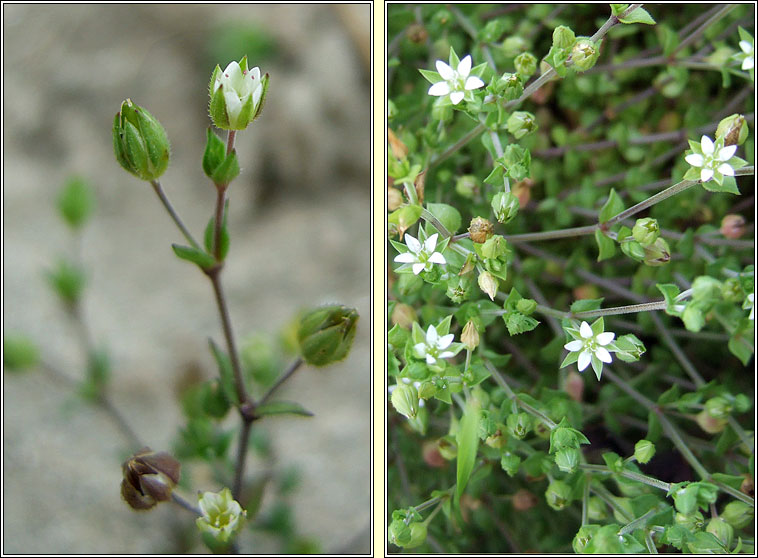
[394,233,446,275]
[564,321,615,373]
[685,135,737,184]
[427,55,485,105]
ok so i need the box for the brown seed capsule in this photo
[721,214,746,239]
[422,441,447,468]
[121,448,181,511]
[512,488,538,511]
[468,217,494,244]
[406,23,429,44]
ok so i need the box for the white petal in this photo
[437,333,454,350]
[740,40,752,55]
[404,234,421,254]
[223,61,242,78]
[394,252,418,264]
[742,57,754,70]
[449,90,465,105]
[564,340,584,352]
[595,347,612,364]
[457,55,472,78]
[224,90,243,124]
[411,263,426,275]
[413,343,428,358]
[579,321,593,339]
[717,163,734,177]
[685,153,704,167]
[700,135,715,155]
[464,76,485,90]
[425,354,437,365]
[426,325,439,344]
[700,168,714,182]
[428,252,446,265]
[437,350,455,360]
[577,350,591,371]
[423,233,439,252]
[436,60,456,80]
[596,332,615,346]
[717,145,737,161]
[428,82,451,96]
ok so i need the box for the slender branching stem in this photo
[258,358,305,406]
[150,180,201,249]
[232,418,252,501]
[171,491,202,515]
[580,464,672,492]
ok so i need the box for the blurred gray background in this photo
[3,3,370,554]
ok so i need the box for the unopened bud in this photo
[511,178,533,208]
[621,238,646,262]
[297,305,359,367]
[417,381,437,400]
[500,453,521,476]
[706,517,734,548]
[481,235,508,259]
[642,237,671,267]
[571,38,599,72]
[113,99,170,181]
[721,277,743,303]
[478,270,499,301]
[553,25,576,49]
[121,448,181,510]
[391,383,419,419]
[516,298,537,315]
[555,448,580,473]
[208,56,268,131]
[695,409,727,434]
[675,510,705,530]
[437,437,457,460]
[716,114,749,146]
[514,52,537,78]
[468,216,494,243]
[545,480,573,510]
[461,320,480,350]
[720,214,746,239]
[506,111,538,139]
[506,412,532,439]
[721,500,754,529]
[705,396,732,419]
[491,191,520,224]
[632,218,660,246]
[634,439,656,464]
[485,428,507,449]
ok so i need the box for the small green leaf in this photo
[202,127,226,179]
[211,150,241,187]
[595,229,616,261]
[203,200,230,260]
[419,68,441,85]
[701,176,740,195]
[255,400,314,418]
[618,6,656,25]
[172,244,216,270]
[455,398,481,506]
[570,298,604,313]
[426,203,462,235]
[598,188,625,223]
[46,259,86,306]
[3,334,40,372]
[58,177,95,229]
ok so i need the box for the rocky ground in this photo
[3,4,371,554]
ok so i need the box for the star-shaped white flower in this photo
[684,135,737,183]
[394,233,446,275]
[564,321,615,373]
[427,55,485,105]
[414,325,455,365]
[739,39,754,71]
[743,292,754,320]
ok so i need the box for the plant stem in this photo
[232,418,252,501]
[171,491,201,515]
[484,360,556,428]
[150,180,201,249]
[258,357,304,406]
[579,464,672,492]
[213,186,226,261]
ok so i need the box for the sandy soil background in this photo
[3,4,371,554]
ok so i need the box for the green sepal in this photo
[209,84,230,129]
[419,68,442,85]
[255,400,314,418]
[172,244,216,270]
[701,175,740,195]
[202,127,226,178]
[212,150,240,187]
[253,73,269,121]
[595,229,616,261]
[134,105,170,177]
[123,120,148,179]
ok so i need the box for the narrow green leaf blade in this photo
[255,400,314,418]
[455,398,481,504]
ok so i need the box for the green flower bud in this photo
[478,270,499,301]
[491,191,520,224]
[498,72,524,101]
[297,305,358,367]
[455,174,479,198]
[545,480,573,511]
[389,519,427,549]
[113,99,170,181]
[506,412,532,439]
[121,448,181,510]
[446,275,473,304]
[461,320,480,350]
[587,497,607,521]
[642,237,671,267]
[417,381,437,400]
[196,487,247,544]
[675,510,705,531]
[705,396,732,419]
[437,437,457,460]
[572,525,598,553]
[716,114,749,146]
[620,238,646,262]
[391,383,419,419]
[481,235,508,259]
[208,56,269,130]
[500,452,521,476]
[485,428,507,449]
[720,500,754,529]
[571,38,600,72]
[634,439,656,464]
[706,517,734,548]
[553,25,577,49]
[506,111,538,139]
[632,218,660,246]
[408,404,429,435]
[468,216,494,244]
[555,447,580,473]
[721,277,743,303]
[516,298,537,315]
[501,36,528,57]
[514,52,538,78]
[734,393,751,413]
[695,409,727,434]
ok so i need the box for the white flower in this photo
[394,233,446,275]
[414,325,455,365]
[739,39,754,70]
[743,293,754,320]
[564,321,615,373]
[196,488,246,543]
[684,135,737,183]
[427,55,485,105]
[212,60,265,129]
